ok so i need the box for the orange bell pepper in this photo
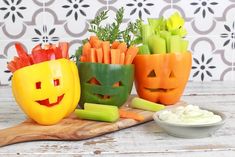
[133,52,192,105]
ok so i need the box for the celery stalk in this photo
[138,44,150,54]
[169,35,181,53]
[142,24,154,44]
[75,109,118,122]
[131,97,165,112]
[148,17,165,34]
[160,31,171,53]
[75,103,119,122]
[148,35,166,54]
[181,39,189,53]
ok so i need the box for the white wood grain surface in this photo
[0,81,235,156]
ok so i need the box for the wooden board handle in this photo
[0,121,60,147]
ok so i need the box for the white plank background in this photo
[0,82,235,156]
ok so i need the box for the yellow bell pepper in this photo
[12,59,80,125]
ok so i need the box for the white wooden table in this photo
[0,82,235,156]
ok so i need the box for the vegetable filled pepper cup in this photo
[7,43,80,125]
[76,36,138,108]
[133,12,192,105]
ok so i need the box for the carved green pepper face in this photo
[78,62,134,108]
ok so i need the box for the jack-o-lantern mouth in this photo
[94,94,111,99]
[36,94,65,107]
[144,87,175,92]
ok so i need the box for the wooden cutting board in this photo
[0,97,186,147]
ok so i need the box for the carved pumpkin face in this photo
[133,52,192,105]
[12,59,80,125]
[78,62,134,108]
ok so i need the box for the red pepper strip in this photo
[32,44,42,54]
[59,42,69,59]
[31,50,48,64]
[15,43,32,65]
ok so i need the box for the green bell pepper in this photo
[77,62,134,108]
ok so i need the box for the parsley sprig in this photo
[88,7,140,46]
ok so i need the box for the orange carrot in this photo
[90,48,96,62]
[95,48,103,63]
[102,41,110,64]
[117,42,127,54]
[80,56,86,62]
[111,49,120,64]
[82,42,91,57]
[93,40,102,48]
[125,46,138,64]
[124,54,132,65]
[89,36,98,44]
[111,41,120,49]
[89,36,101,48]
[119,109,144,121]
[120,52,125,65]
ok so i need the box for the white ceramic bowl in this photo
[153,108,226,138]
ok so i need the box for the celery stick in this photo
[138,44,150,54]
[169,35,181,53]
[75,103,119,122]
[181,39,189,53]
[160,31,171,53]
[142,24,154,44]
[75,109,118,122]
[171,27,187,37]
[148,17,165,34]
[147,18,160,30]
[148,35,166,54]
[131,97,165,112]
[85,103,119,121]
[84,103,118,111]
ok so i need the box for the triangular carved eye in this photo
[87,77,101,85]
[147,70,157,77]
[169,71,175,78]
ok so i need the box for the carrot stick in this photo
[80,56,86,62]
[82,42,91,57]
[117,42,127,54]
[95,48,103,63]
[120,52,125,65]
[89,36,99,45]
[124,54,132,65]
[119,109,144,121]
[90,36,101,48]
[125,46,138,64]
[94,40,102,48]
[111,49,120,64]
[102,41,110,64]
[111,41,120,49]
[90,48,96,63]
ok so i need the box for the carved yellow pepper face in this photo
[12,59,80,125]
